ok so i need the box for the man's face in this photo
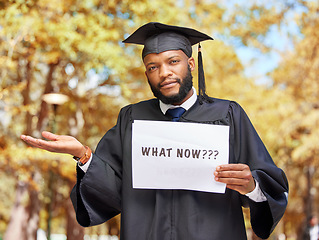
[143,50,195,105]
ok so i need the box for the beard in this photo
[148,65,193,105]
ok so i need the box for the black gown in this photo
[70,97,289,240]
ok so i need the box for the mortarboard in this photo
[123,22,214,103]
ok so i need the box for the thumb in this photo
[42,131,59,141]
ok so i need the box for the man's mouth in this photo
[160,78,180,89]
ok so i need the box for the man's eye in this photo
[170,60,179,64]
[148,66,157,71]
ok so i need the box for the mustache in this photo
[157,77,181,88]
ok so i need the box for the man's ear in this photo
[188,57,195,71]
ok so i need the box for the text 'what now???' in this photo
[141,147,219,160]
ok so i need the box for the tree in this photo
[0,0,242,238]
[270,1,319,238]
[1,0,310,239]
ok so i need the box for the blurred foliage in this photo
[0,0,318,239]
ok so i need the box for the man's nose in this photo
[159,64,172,79]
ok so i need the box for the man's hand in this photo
[214,164,255,195]
[20,131,86,158]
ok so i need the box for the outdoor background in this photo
[0,0,318,239]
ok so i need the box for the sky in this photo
[221,0,306,86]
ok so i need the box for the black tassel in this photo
[198,43,212,105]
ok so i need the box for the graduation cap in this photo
[123,22,214,104]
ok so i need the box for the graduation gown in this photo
[70,97,288,240]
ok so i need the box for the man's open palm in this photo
[21,131,86,158]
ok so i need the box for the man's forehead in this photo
[143,50,188,64]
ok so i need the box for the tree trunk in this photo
[36,62,59,133]
[21,60,33,136]
[4,181,29,240]
[297,165,314,240]
[25,171,41,240]
[4,171,41,240]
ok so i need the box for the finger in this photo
[21,135,40,145]
[35,138,65,152]
[22,136,58,152]
[215,177,250,194]
[216,164,247,172]
[215,174,256,195]
[215,176,250,185]
[214,170,252,180]
[21,137,47,149]
[23,137,43,148]
[42,131,59,141]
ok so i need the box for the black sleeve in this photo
[229,102,289,239]
[70,106,132,227]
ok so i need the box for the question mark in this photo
[213,150,219,160]
[202,150,207,159]
[208,150,213,159]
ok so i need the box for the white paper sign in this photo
[132,120,229,193]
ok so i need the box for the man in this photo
[21,22,288,239]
